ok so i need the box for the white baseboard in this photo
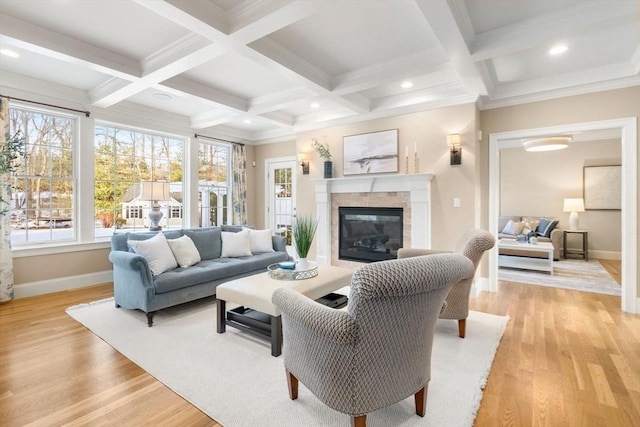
[14,270,113,299]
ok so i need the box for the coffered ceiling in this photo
[0,0,638,143]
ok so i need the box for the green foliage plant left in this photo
[0,131,25,217]
[292,214,317,259]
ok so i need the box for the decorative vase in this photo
[323,160,332,179]
[297,258,309,271]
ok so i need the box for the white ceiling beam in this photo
[470,2,635,62]
[161,75,248,111]
[92,43,225,108]
[191,109,238,129]
[371,82,469,111]
[227,0,319,45]
[413,0,488,96]
[138,0,371,115]
[331,52,450,95]
[249,87,316,115]
[489,62,640,101]
[258,111,295,127]
[0,13,141,80]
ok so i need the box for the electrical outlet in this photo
[453,198,461,208]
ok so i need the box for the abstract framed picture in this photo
[342,129,399,175]
[583,165,621,210]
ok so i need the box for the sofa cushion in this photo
[247,228,275,254]
[152,251,289,293]
[167,235,201,268]
[501,219,526,235]
[128,233,178,275]
[221,229,252,257]
[536,218,559,237]
[184,228,222,260]
[498,216,521,232]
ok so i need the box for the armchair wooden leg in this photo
[351,415,366,427]
[286,370,298,400]
[458,318,466,338]
[415,385,427,416]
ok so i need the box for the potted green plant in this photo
[312,137,332,179]
[291,214,317,270]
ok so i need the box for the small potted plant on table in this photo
[292,214,317,270]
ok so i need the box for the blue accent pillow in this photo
[536,218,558,238]
[184,228,222,260]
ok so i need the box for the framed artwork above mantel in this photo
[583,165,621,210]
[342,129,399,176]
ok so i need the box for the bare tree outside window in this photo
[94,124,184,236]
[8,107,75,245]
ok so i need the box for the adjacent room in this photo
[1,1,638,426]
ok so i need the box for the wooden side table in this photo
[563,230,588,261]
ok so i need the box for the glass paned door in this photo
[267,159,296,246]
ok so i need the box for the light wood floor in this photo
[1,261,638,426]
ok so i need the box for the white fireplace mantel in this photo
[313,173,434,265]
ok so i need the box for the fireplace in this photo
[339,207,403,263]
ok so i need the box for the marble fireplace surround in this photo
[313,173,434,265]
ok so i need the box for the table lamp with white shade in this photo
[140,181,171,231]
[563,198,585,231]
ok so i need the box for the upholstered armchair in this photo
[398,228,495,338]
[272,254,474,427]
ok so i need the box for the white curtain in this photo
[0,97,14,302]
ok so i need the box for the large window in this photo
[8,106,75,245]
[198,142,231,226]
[94,124,184,236]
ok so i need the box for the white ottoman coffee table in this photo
[216,264,353,357]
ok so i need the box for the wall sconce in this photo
[298,152,310,175]
[447,134,462,165]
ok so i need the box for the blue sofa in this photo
[109,226,290,326]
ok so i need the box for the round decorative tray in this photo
[268,261,318,280]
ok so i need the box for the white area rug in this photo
[67,296,508,427]
[499,258,620,296]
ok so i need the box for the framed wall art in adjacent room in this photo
[583,165,621,210]
[343,129,398,175]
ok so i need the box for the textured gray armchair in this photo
[272,253,474,427]
[398,229,495,338]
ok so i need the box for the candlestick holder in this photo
[405,155,409,174]
[414,153,419,173]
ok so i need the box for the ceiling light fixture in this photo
[310,102,320,109]
[0,48,20,58]
[152,93,172,101]
[523,136,571,152]
[401,81,413,89]
[243,119,252,124]
[549,44,568,55]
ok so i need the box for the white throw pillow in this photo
[128,233,178,275]
[247,228,274,254]
[167,235,201,268]
[501,220,516,235]
[221,230,252,257]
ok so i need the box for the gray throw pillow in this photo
[184,228,222,260]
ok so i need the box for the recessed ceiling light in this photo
[243,119,252,124]
[0,48,20,58]
[152,93,172,101]
[549,44,568,55]
[401,81,413,89]
[310,102,320,109]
